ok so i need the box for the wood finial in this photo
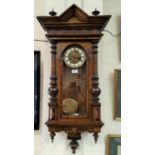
[49,9,57,16]
[92,8,100,16]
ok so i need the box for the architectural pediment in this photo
[37,4,111,33]
[59,4,88,22]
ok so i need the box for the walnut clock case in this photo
[37,4,111,154]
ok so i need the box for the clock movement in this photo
[37,4,111,153]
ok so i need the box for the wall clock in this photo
[37,4,111,153]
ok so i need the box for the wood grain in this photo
[37,4,111,153]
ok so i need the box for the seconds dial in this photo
[64,46,86,68]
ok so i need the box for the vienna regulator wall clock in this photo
[37,4,111,153]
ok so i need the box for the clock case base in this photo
[46,121,103,153]
[37,4,111,154]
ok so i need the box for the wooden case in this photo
[37,4,111,153]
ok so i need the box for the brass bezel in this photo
[63,46,86,69]
[62,98,78,115]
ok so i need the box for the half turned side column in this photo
[91,40,102,143]
[91,41,101,121]
[48,40,58,121]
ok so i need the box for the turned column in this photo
[48,40,58,121]
[48,40,58,142]
[91,41,101,120]
[91,41,101,142]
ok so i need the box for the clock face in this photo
[63,46,86,68]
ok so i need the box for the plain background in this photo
[0,0,155,155]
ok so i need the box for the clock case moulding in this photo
[37,4,111,154]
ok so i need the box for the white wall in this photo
[34,0,121,155]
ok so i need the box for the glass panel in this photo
[62,63,87,116]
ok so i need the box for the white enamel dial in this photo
[63,46,86,68]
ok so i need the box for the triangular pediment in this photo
[66,16,82,23]
[59,4,88,22]
[37,4,111,32]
